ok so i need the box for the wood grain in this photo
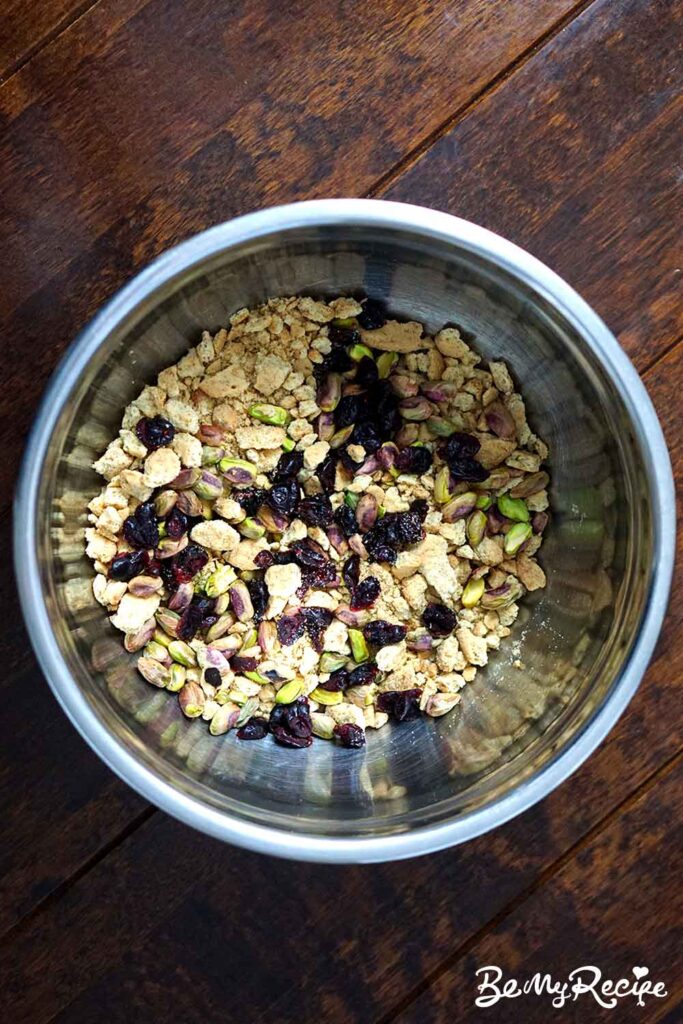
[393,758,683,1024]
[385,0,683,372]
[1,334,679,1024]
[0,0,95,81]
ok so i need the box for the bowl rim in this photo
[14,198,675,863]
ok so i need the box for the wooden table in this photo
[1,1,681,1020]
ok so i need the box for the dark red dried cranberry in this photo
[447,457,488,484]
[277,611,306,646]
[204,667,222,687]
[269,698,313,748]
[335,393,369,428]
[357,299,386,330]
[296,495,333,527]
[302,607,333,652]
[422,602,457,637]
[122,501,159,549]
[376,688,422,722]
[364,620,407,647]
[350,421,382,453]
[328,325,360,347]
[177,595,216,641]
[365,541,397,564]
[298,560,338,598]
[350,575,381,610]
[342,554,360,592]
[348,663,378,687]
[334,723,366,748]
[317,451,339,493]
[237,718,269,741]
[235,487,268,517]
[171,544,209,584]
[146,558,163,577]
[410,498,429,522]
[355,355,379,388]
[165,506,189,539]
[371,380,400,438]
[290,538,329,568]
[364,509,423,561]
[321,346,355,375]
[254,549,275,569]
[231,656,259,673]
[271,725,312,748]
[320,667,350,692]
[267,478,300,516]
[284,704,313,738]
[334,504,357,538]
[441,432,481,460]
[395,445,433,475]
[270,450,304,482]
[247,577,268,622]
[108,549,149,581]
[135,415,175,450]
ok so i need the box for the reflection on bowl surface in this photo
[15,200,674,862]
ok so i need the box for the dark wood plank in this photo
[0,0,94,80]
[0,0,582,482]
[1,335,679,1024]
[385,0,683,372]
[394,758,683,1024]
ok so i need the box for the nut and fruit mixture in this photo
[86,295,549,750]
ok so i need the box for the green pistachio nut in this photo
[466,509,487,546]
[238,517,266,539]
[461,577,485,608]
[497,494,530,522]
[319,652,348,673]
[311,687,343,705]
[434,465,452,504]
[218,457,257,485]
[348,343,374,361]
[281,437,296,453]
[166,664,187,692]
[376,351,399,379]
[204,564,237,598]
[168,640,197,667]
[275,678,306,704]
[348,628,369,663]
[475,494,493,510]
[504,522,532,555]
[248,403,290,427]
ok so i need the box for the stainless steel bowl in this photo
[15,199,675,862]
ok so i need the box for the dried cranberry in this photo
[410,498,429,522]
[271,726,312,748]
[395,445,433,475]
[146,558,163,577]
[317,451,339,493]
[321,346,355,375]
[122,501,159,550]
[350,421,382,454]
[108,549,149,581]
[231,656,259,673]
[165,506,189,539]
[371,380,400,438]
[334,504,357,538]
[177,595,216,641]
[270,450,304,482]
[376,688,422,722]
[204,667,222,687]
[290,538,329,568]
[357,299,386,330]
[364,510,423,561]
[298,560,338,597]
[334,723,366,748]
[171,544,209,584]
[237,718,269,741]
[441,432,481,460]
[355,355,379,388]
[302,607,333,652]
[350,576,380,610]
[348,663,378,687]
[335,393,369,428]
[447,457,488,484]
[235,487,268,517]
[135,415,175,450]
[364,620,407,647]
[277,611,306,646]
[422,603,457,637]
[320,668,350,691]
[284,705,313,738]
[247,577,269,622]
[267,478,300,516]
[364,540,397,564]
[328,325,360,347]
[297,495,333,527]
[342,554,361,592]
[254,549,275,569]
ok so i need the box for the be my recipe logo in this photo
[474,964,668,1010]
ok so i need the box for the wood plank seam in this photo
[364,0,599,200]
[374,746,683,1024]
[0,0,104,86]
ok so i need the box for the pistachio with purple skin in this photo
[484,401,516,439]
[198,423,225,446]
[355,454,380,475]
[482,467,511,490]
[209,702,241,735]
[317,373,342,412]
[258,506,288,533]
[124,617,156,653]
[395,423,420,447]
[356,493,378,533]
[258,620,277,653]
[137,656,171,688]
[154,489,178,517]
[175,490,204,516]
[207,632,242,654]
[168,581,194,612]
[442,491,478,522]
[178,681,206,718]
[156,535,189,558]
[205,614,237,643]
[327,524,349,554]
[399,396,433,421]
[229,581,255,622]
[532,511,549,534]
[486,506,507,535]
[155,607,180,636]
[197,646,231,671]
[481,580,524,608]
[316,411,335,441]
[510,471,550,498]
[425,692,461,717]
[377,442,398,470]
[335,604,371,627]
[389,374,420,398]
[420,381,459,402]
[348,534,369,558]
[193,469,223,501]
[170,467,201,490]
[218,457,257,484]
[201,445,224,466]
[406,629,434,652]
[128,575,164,598]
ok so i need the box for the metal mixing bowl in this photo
[14,199,675,862]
